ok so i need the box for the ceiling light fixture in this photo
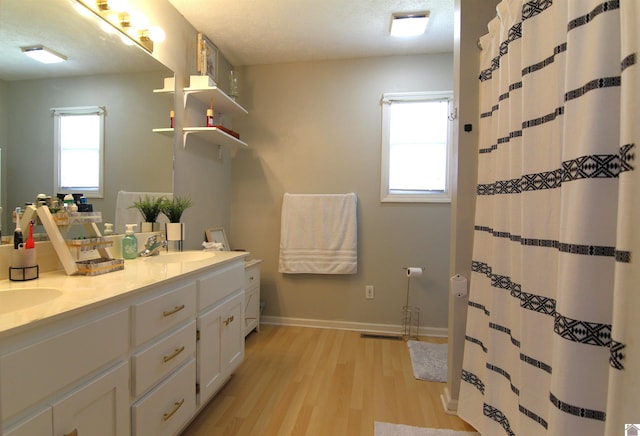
[22,45,67,64]
[390,12,430,37]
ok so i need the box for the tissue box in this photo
[189,75,216,88]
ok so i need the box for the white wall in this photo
[231,54,454,331]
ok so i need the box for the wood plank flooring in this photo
[181,325,475,435]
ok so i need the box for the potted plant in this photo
[160,196,193,250]
[130,195,165,232]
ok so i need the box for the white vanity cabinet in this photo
[244,260,262,336]
[0,254,247,436]
[196,261,245,405]
[1,309,130,436]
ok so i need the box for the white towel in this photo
[115,191,173,234]
[279,193,357,274]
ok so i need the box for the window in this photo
[53,106,105,198]
[380,91,453,203]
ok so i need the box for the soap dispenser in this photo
[122,224,138,260]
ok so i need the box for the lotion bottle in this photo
[122,224,138,260]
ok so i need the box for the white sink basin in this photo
[0,288,63,314]
[143,251,216,264]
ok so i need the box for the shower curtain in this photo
[458,1,638,435]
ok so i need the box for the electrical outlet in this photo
[365,285,375,299]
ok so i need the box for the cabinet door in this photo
[52,362,130,436]
[244,286,259,336]
[196,303,224,404]
[197,291,245,405]
[222,293,244,375]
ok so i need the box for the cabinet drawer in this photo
[197,261,243,310]
[132,321,196,397]
[132,282,196,347]
[244,264,260,290]
[0,309,128,421]
[132,358,196,436]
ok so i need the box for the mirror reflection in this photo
[0,0,174,236]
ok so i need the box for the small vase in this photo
[165,222,184,252]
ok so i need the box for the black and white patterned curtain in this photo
[458,1,638,434]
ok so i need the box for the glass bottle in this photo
[229,69,238,99]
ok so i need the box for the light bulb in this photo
[129,11,149,30]
[108,0,128,12]
[148,26,166,43]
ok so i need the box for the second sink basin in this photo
[0,288,63,314]
[143,251,216,264]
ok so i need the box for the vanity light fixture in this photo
[97,0,127,12]
[21,45,67,64]
[390,12,430,37]
[74,0,165,53]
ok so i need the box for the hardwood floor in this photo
[181,325,475,435]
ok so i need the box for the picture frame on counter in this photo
[205,227,230,251]
[197,32,218,84]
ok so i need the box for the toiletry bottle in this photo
[63,194,74,211]
[122,224,138,260]
[170,110,175,128]
[104,223,114,236]
[206,108,214,127]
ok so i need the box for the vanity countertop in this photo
[0,250,249,337]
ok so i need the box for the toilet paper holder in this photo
[401,266,425,340]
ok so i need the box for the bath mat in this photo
[374,422,479,436]
[407,340,447,382]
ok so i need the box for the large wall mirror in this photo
[0,0,174,235]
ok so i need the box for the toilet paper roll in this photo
[406,267,423,278]
[451,274,468,297]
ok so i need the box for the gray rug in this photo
[375,422,479,436]
[407,340,447,382]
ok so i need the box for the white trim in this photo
[380,91,454,204]
[260,315,448,338]
[53,106,105,198]
[51,106,105,115]
[440,387,459,415]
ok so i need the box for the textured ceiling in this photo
[0,0,453,81]
[168,0,455,66]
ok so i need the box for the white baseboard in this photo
[260,315,448,338]
[440,386,459,415]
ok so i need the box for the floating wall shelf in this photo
[183,127,248,150]
[152,78,249,156]
[183,86,248,117]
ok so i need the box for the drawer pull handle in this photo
[224,315,235,326]
[163,346,185,363]
[230,315,234,323]
[249,275,254,281]
[163,398,185,421]
[163,304,185,317]
[64,430,78,436]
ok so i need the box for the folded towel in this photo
[279,193,357,274]
[115,191,173,234]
